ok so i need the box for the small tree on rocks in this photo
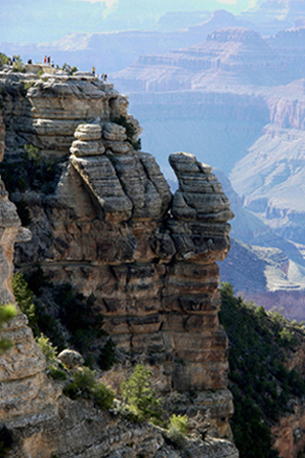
[121,364,162,422]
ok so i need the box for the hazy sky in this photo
[0,0,260,43]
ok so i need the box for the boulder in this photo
[57,349,84,369]
[103,122,127,142]
[75,123,102,141]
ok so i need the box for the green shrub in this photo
[72,367,96,397]
[23,80,35,91]
[63,368,94,400]
[62,63,77,74]
[36,334,57,363]
[256,305,267,318]
[12,55,25,73]
[0,304,17,355]
[49,365,67,381]
[0,52,9,67]
[36,334,68,381]
[85,354,95,369]
[63,367,114,410]
[169,414,188,435]
[12,272,38,335]
[166,414,188,449]
[278,327,297,347]
[93,381,115,410]
[0,304,17,327]
[23,144,41,164]
[121,365,162,422]
[63,383,79,400]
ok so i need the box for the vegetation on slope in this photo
[12,270,116,370]
[219,282,305,458]
[121,364,162,423]
[12,268,305,457]
[63,366,115,410]
[0,304,17,355]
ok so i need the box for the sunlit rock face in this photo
[0,73,236,453]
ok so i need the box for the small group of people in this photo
[7,56,16,65]
[91,67,108,81]
[43,56,55,67]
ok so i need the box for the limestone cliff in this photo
[0,71,237,458]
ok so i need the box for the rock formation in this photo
[109,26,305,318]
[0,72,238,457]
[0,107,61,453]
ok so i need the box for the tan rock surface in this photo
[103,122,127,141]
[0,109,59,430]
[4,396,238,458]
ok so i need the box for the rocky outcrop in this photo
[4,395,238,458]
[0,72,237,457]
[0,108,60,449]
[272,411,305,458]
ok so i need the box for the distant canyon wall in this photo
[128,90,270,178]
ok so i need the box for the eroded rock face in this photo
[0,109,60,445]
[0,73,237,457]
[5,396,238,458]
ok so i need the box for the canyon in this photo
[108,26,305,316]
[1,2,305,454]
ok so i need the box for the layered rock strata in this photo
[0,109,61,451]
[0,73,236,455]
